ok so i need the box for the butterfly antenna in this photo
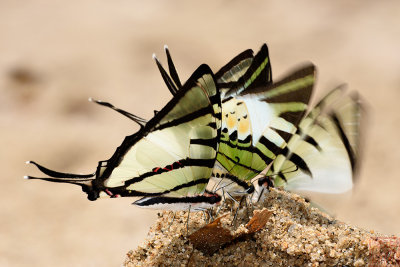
[88,98,147,128]
[164,45,182,88]
[152,53,178,96]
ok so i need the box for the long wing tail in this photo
[25,160,99,200]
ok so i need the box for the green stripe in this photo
[270,102,308,115]
[263,75,314,99]
[255,142,276,161]
[217,153,261,178]
[243,56,269,90]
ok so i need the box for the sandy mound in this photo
[125,189,399,266]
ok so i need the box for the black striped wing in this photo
[27,65,222,205]
[154,44,274,185]
[263,86,363,194]
[217,64,316,182]
[94,65,221,199]
[154,45,316,193]
[221,43,272,99]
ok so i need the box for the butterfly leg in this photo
[202,210,208,223]
[186,205,191,236]
[256,186,265,203]
[242,195,251,219]
[207,208,214,222]
[165,211,176,232]
[226,191,239,214]
[254,176,271,203]
[215,188,227,217]
[196,207,212,223]
[248,188,255,208]
[232,196,244,226]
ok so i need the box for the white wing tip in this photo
[152,53,157,60]
[89,97,101,103]
[163,44,169,51]
[23,175,30,179]
[25,161,31,165]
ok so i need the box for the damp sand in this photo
[124,189,400,266]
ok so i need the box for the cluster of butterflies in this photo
[26,43,363,216]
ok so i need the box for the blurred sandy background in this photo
[1,1,399,266]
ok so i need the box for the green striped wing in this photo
[216,64,316,182]
[263,86,363,194]
[154,44,273,191]
[214,44,273,182]
[212,49,314,188]
[216,98,256,180]
[222,43,272,99]
[154,46,315,191]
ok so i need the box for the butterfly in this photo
[26,64,223,211]
[153,44,315,198]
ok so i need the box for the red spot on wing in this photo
[152,160,183,173]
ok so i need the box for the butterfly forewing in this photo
[223,44,272,98]
[215,49,254,83]
[100,65,221,198]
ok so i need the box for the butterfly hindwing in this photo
[216,64,316,182]
[262,87,363,194]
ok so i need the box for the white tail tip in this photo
[164,44,169,51]
[24,175,30,179]
[89,97,101,103]
[25,161,31,165]
[152,53,157,60]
